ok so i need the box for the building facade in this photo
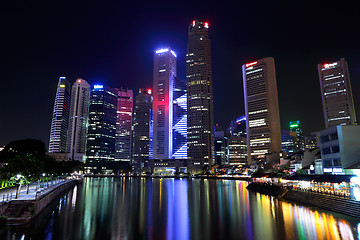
[242,57,281,163]
[318,58,357,128]
[186,20,215,171]
[319,125,360,174]
[49,77,71,153]
[152,48,177,159]
[85,84,117,173]
[172,77,187,158]
[289,120,305,152]
[115,88,133,164]
[66,78,90,161]
[228,136,247,165]
[131,89,153,172]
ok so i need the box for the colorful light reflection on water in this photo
[2,178,360,240]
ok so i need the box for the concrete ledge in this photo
[2,180,80,225]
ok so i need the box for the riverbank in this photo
[83,174,251,181]
[247,182,360,218]
[0,180,80,225]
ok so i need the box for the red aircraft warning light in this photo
[147,89,152,94]
[245,61,258,68]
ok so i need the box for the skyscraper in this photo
[115,88,133,164]
[131,88,153,172]
[242,57,281,163]
[152,47,177,159]
[172,77,187,158]
[49,77,70,153]
[186,20,215,171]
[289,120,304,152]
[66,78,90,161]
[85,84,117,173]
[318,58,356,128]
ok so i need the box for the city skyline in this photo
[2,1,360,147]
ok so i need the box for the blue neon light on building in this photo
[172,77,187,159]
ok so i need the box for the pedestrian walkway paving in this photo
[0,180,69,203]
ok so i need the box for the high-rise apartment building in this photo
[115,88,133,164]
[66,78,90,161]
[152,47,177,159]
[186,20,215,171]
[318,58,356,128]
[49,77,71,153]
[132,88,153,172]
[85,84,117,173]
[242,57,281,163]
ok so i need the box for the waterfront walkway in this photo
[0,179,70,203]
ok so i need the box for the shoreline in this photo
[246,182,360,218]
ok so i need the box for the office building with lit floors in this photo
[186,20,215,173]
[289,120,305,152]
[318,58,357,128]
[49,77,71,153]
[66,78,90,162]
[115,88,133,169]
[131,89,153,173]
[152,47,177,159]
[85,84,117,174]
[242,58,281,164]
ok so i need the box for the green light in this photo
[289,121,300,128]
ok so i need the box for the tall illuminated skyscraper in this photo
[132,88,153,172]
[186,20,214,171]
[242,57,281,163]
[66,78,90,161]
[85,84,117,173]
[115,88,133,164]
[152,47,177,159]
[318,58,356,128]
[49,77,70,153]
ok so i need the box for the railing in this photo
[0,179,70,203]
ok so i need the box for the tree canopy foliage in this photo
[0,139,83,181]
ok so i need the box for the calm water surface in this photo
[1,177,360,240]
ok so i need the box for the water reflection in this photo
[1,178,360,240]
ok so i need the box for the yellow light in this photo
[60,84,65,88]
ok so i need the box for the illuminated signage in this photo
[155,48,176,58]
[245,61,258,68]
[94,84,103,89]
[156,48,169,54]
[323,62,338,69]
[60,84,65,88]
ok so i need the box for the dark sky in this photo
[2,1,360,147]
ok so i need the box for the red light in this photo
[204,22,209,28]
[192,20,196,26]
[245,61,258,68]
[323,63,329,68]
[147,89,152,94]
[77,79,81,83]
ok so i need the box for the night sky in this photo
[2,1,360,148]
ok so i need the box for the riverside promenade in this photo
[247,182,360,218]
[0,179,80,225]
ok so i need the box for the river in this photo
[1,177,360,239]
